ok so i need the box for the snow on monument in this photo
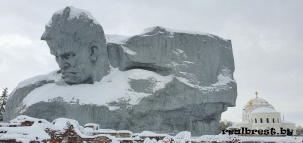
[4,6,237,135]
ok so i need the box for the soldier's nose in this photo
[60,62,71,70]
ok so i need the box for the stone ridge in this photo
[140,26,230,42]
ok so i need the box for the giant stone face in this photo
[41,6,109,84]
[48,40,94,84]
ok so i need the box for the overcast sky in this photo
[0,0,302,126]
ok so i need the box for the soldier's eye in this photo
[62,54,69,59]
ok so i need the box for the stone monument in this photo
[4,6,237,136]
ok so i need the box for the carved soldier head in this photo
[41,7,110,85]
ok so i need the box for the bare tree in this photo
[296,126,303,136]
[218,120,234,134]
[0,87,9,121]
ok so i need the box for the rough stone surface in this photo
[4,7,237,136]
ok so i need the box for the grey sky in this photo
[0,0,302,126]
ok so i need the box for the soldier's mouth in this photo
[62,72,77,78]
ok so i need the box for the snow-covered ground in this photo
[0,115,302,143]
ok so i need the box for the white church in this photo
[235,92,296,135]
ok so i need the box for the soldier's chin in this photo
[62,76,81,85]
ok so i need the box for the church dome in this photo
[246,97,270,106]
[243,92,274,113]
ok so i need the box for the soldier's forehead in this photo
[50,46,78,55]
[48,38,80,48]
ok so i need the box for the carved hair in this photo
[41,6,106,50]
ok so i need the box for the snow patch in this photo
[108,106,120,111]
[21,68,173,109]
[52,118,82,131]
[121,45,137,55]
[176,73,233,93]
[197,134,239,142]
[138,131,168,137]
[183,61,194,64]
[175,131,191,141]
[211,74,233,86]
[175,49,185,54]
[0,115,57,142]
[0,126,51,142]
[212,67,235,86]
[166,61,183,69]
[173,49,187,59]
[16,70,61,89]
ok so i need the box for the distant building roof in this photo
[250,107,278,113]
